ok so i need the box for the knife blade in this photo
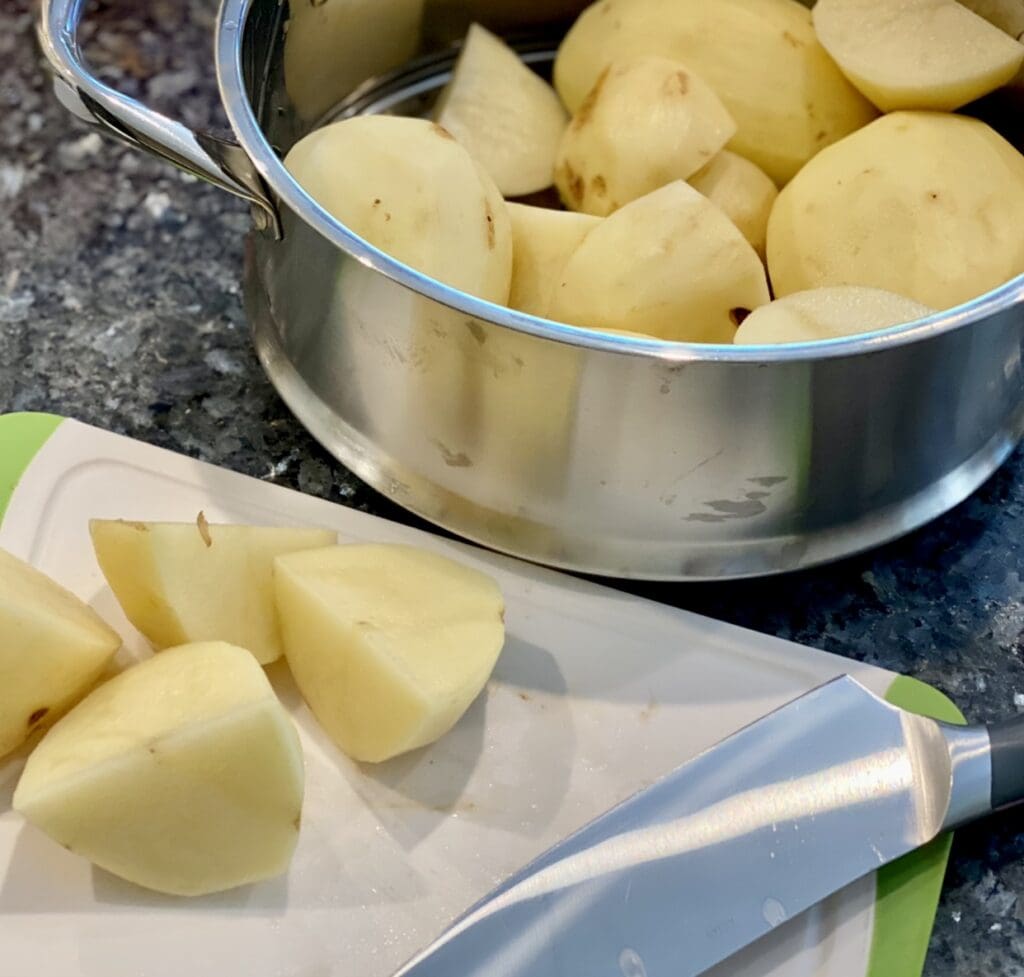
[390,675,1021,977]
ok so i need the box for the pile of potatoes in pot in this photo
[284,0,1024,345]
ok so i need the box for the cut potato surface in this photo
[734,287,935,345]
[507,202,600,317]
[285,116,513,303]
[688,151,778,260]
[555,56,736,216]
[812,0,1024,112]
[284,0,424,121]
[91,520,335,665]
[435,23,568,197]
[274,544,505,763]
[0,548,121,758]
[549,181,771,343]
[13,642,304,897]
[554,0,877,185]
[766,112,1024,309]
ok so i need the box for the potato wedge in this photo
[734,286,935,344]
[274,544,505,763]
[285,0,424,121]
[554,0,876,185]
[812,0,1024,112]
[435,24,568,197]
[285,116,513,303]
[554,56,735,216]
[507,202,600,316]
[688,151,778,260]
[766,112,1024,309]
[13,642,304,897]
[549,181,771,343]
[0,547,121,758]
[90,520,336,665]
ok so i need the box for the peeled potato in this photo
[284,0,424,121]
[734,287,935,344]
[549,181,770,343]
[90,520,336,665]
[688,151,778,260]
[507,202,600,316]
[435,24,568,197]
[812,0,1024,112]
[285,116,513,303]
[766,112,1024,309]
[554,56,736,216]
[0,548,121,758]
[274,544,505,763]
[13,642,304,897]
[961,0,1024,37]
[554,0,877,185]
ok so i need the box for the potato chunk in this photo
[549,181,770,343]
[0,547,120,758]
[688,151,778,260]
[285,116,513,303]
[734,286,935,344]
[435,24,568,196]
[766,112,1024,309]
[91,520,335,665]
[555,56,736,216]
[13,642,304,897]
[812,0,1024,112]
[274,544,505,763]
[553,0,877,185]
[507,202,600,317]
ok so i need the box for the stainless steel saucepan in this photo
[37,0,1024,580]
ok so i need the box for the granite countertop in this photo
[3,0,1024,972]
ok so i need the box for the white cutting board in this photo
[0,414,950,977]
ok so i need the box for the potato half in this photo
[549,181,771,343]
[734,286,935,345]
[812,0,1024,112]
[285,116,513,303]
[554,56,736,216]
[766,111,1024,309]
[435,24,568,197]
[554,0,877,185]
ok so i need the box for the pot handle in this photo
[37,0,280,236]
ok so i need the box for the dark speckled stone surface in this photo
[3,0,1024,972]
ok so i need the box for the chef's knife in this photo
[390,675,1023,977]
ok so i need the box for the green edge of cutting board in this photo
[0,412,962,976]
[870,676,966,977]
[0,412,64,526]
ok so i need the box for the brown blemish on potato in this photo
[664,70,689,96]
[27,707,49,727]
[928,191,940,201]
[573,66,610,130]
[431,123,455,140]
[782,29,803,48]
[518,691,531,702]
[560,162,585,206]
[147,745,157,755]
[815,129,828,143]
[484,203,496,250]
[729,307,751,328]
[432,440,472,468]
[384,212,392,222]
[196,511,212,548]
[293,812,302,831]
[466,320,486,345]
[590,174,607,197]
[124,520,150,532]
[372,198,381,207]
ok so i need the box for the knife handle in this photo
[988,715,1024,811]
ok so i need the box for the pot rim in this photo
[216,0,1024,364]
